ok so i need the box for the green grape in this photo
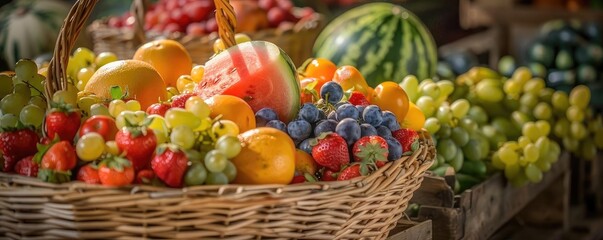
[204,150,228,173]
[451,99,470,119]
[125,100,141,111]
[72,47,96,66]
[510,172,529,187]
[185,162,208,186]
[522,122,541,142]
[475,82,504,102]
[0,114,19,128]
[1,93,27,115]
[436,154,446,166]
[475,134,490,159]
[535,157,552,172]
[504,163,521,179]
[223,161,237,182]
[525,163,543,183]
[533,102,552,120]
[211,120,239,138]
[90,103,111,116]
[523,143,539,163]
[400,75,419,102]
[467,105,489,125]
[13,83,31,100]
[437,80,455,98]
[436,138,457,161]
[522,78,546,95]
[421,82,441,99]
[566,106,584,122]
[491,151,505,170]
[498,146,519,165]
[215,135,242,158]
[580,139,597,161]
[77,67,94,84]
[19,104,44,128]
[76,132,105,161]
[424,117,441,134]
[451,127,469,146]
[28,95,47,110]
[481,125,499,139]
[458,118,478,134]
[549,141,561,158]
[0,74,13,99]
[539,88,555,103]
[595,130,603,149]
[570,121,587,140]
[490,133,507,150]
[462,139,482,162]
[185,149,204,162]
[77,96,99,116]
[503,79,521,96]
[535,137,550,158]
[569,85,590,109]
[491,117,519,139]
[95,52,118,68]
[437,124,452,138]
[436,105,453,124]
[518,136,531,148]
[551,91,570,112]
[512,67,532,85]
[108,99,127,118]
[185,96,211,119]
[519,93,538,109]
[165,108,202,129]
[563,137,579,152]
[205,172,229,185]
[14,59,38,82]
[535,120,551,137]
[171,125,196,150]
[416,96,436,117]
[503,141,520,151]
[554,118,569,138]
[449,148,464,171]
[52,89,77,106]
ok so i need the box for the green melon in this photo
[313,3,437,87]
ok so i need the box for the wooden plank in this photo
[410,175,455,208]
[386,220,432,240]
[415,206,462,240]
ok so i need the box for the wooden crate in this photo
[386,219,433,240]
[570,152,603,216]
[411,152,571,240]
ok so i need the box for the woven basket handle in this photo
[46,0,237,98]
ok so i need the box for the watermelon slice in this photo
[195,41,300,123]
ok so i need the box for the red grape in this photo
[186,1,212,22]
[187,22,206,36]
[146,11,159,27]
[259,0,277,10]
[164,22,182,34]
[166,0,178,11]
[276,0,293,11]
[205,18,218,33]
[171,9,190,27]
[267,8,285,28]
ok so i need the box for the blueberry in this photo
[336,103,359,121]
[355,105,366,116]
[314,119,338,136]
[266,120,287,132]
[255,108,278,127]
[298,138,313,155]
[320,82,344,104]
[299,103,320,124]
[327,111,337,120]
[376,125,392,139]
[381,111,400,131]
[287,120,312,141]
[363,105,383,127]
[360,123,377,137]
[335,118,361,146]
[386,137,403,161]
[335,101,350,109]
[317,109,327,122]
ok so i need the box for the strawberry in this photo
[352,136,388,173]
[0,128,39,172]
[44,105,81,143]
[290,175,306,184]
[151,144,189,188]
[77,163,100,184]
[170,93,195,108]
[348,91,370,106]
[135,169,156,184]
[146,102,171,116]
[115,126,157,171]
[98,156,135,187]
[36,140,77,183]
[14,156,38,177]
[337,164,363,181]
[320,168,337,181]
[310,133,350,171]
[392,128,420,154]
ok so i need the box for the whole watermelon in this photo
[313,3,437,87]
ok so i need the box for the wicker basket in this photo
[2,0,435,239]
[87,0,323,66]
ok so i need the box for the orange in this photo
[294,149,317,175]
[371,81,410,123]
[205,95,256,132]
[304,58,337,81]
[133,39,192,88]
[332,65,371,96]
[402,102,425,131]
[84,60,167,109]
[231,127,296,184]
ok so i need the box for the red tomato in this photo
[79,115,119,141]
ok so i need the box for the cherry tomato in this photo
[303,58,337,81]
[332,66,370,96]
[371,81,410,124]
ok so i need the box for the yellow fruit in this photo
[403,102,426,131]
[133,39,192,87]
[232,127,296,184]
[205,95,256,132]
[84,60,167,109]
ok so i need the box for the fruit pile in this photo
[106,0,316,36]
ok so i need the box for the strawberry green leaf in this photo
[110,85,124,100]
[304,172,317,182]
[411,140,420,152]
[359,163,369,176]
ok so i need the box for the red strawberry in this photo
[352,136,388,163]
[392,128,420,154]
[115,127,157,171]
[348,91,370,106]
[77,163,100,184]
[0,128,39,172]
[290,175,306,184]
[170,93,195,108]
[98,156,135,187]
[135,169,156,184]
[151,144,189,188]
[14,156,38,177]
[146,102,171,116]
[337,164,363,181]
[36,141,77,183]
[320,168,337,181]
[45,107,81,142]
[311,133,350,171]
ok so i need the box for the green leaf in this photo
[110,85,124,100]
[359,163,369,176]
[411,140,420,151]
[304,172,317,182]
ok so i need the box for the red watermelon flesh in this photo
[195,41,300,122]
